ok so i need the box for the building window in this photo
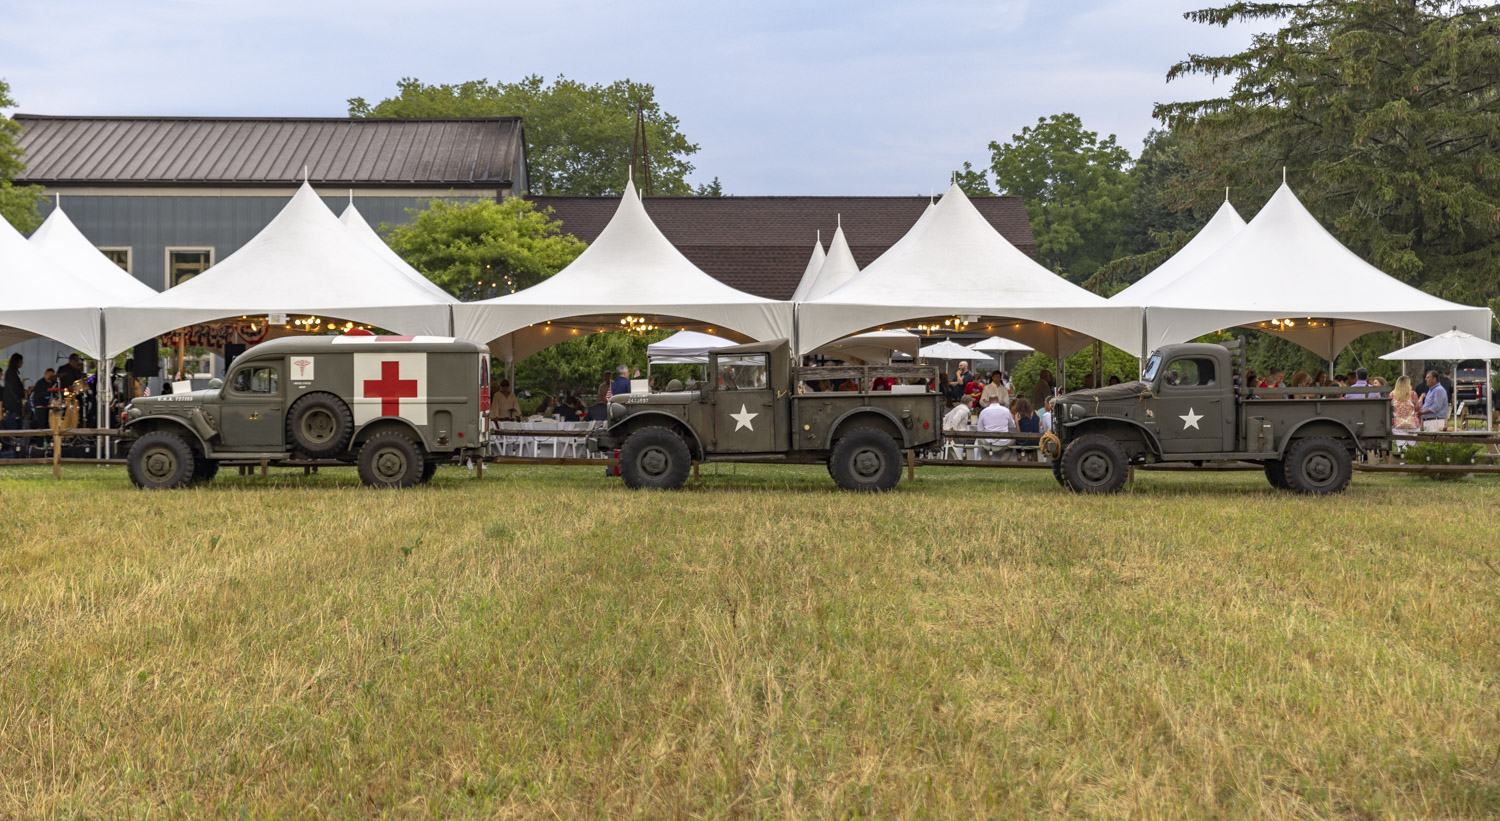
[165,247,214,288]
[97,247,131,273]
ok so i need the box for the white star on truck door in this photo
[1179,407,1204,430]
[730,404,758,431]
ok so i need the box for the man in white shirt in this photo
[976,397,1015,460]
[1038,396,1053,435]
[943,395,975,432]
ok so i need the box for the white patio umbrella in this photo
[1380,329,1500,430]
[919,340,986,360]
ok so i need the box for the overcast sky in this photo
[2,0,1271,195]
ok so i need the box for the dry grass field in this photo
[1,462,1497,818]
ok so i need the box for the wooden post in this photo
[692,462,700,479]
[906,449,916,481]
[52,433,62,478]
[475,455,483,479]
[260,459,268,478]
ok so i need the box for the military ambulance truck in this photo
[121,335,489,489]
[587,339,943,491]
[1046,339,1391,495]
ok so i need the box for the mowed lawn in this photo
[1,462,1497,818]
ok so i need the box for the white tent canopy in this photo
[811,329,922,364]
[338,202,454,301]
[30,206,156,304]
[971,335,1033,353]
[104,183,455,357]
[918,340,986,360]
[799,221,861,302]
[788,233,826,303]
[1112,199,1245,306]
[453,180,794,362]
[0,216,102,358]
[1140,184,1492,360]
[646,330,734,363]
[1380,329,1500,362]
[800,183,1141,359]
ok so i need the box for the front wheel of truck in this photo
[828,428,902,492]
[619,427,691,490]
[1282,437,1352,495]
[127,430,197,490]
[1059,433,1128,494]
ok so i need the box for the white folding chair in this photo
[531,419,558,458]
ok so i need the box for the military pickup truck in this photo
[121,335,489,489]
[1046,339,1390,495]
[587,339,943,491]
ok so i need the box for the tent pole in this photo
[1400,331,1407,378]
[99,311,110,460]
[1487,359,1493,434]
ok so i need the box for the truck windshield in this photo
[1142,355,1162,382]
[716,354,768,391]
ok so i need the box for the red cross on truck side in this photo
[363,360,419,416]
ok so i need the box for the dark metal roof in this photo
[530,195,1036,300]
[14,115,523,187]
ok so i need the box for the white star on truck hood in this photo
[730,404,758,431]
[1179,407,1204,430]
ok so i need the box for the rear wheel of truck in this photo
[190,457,220,485]
[1263,460,1289,490]
[619,427,691,490]
[828,428,902,492]
[356,431,425,489]
[419,459,439,484]
[127,430,196,490]
[1282,437,1352,495]
[287,393,353,458]
[1059,433,1128,494]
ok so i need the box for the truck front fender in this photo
[825,407,909,449]
[1062,417,1162,459]
[121,416,210,452]
[612,411,706,458]
[1279,418,1365,456]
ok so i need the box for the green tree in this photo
[988,113,1137,283]
[694,177,725,196]
[954,161,993,196]
[1155,1,1500,309]
[380,198,585,298]
[0,79,45,232]
[515,329,671,399]
[350,75,701,196]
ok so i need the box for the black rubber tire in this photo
[127,430,197,490]
[356,431,425,489]
[1051,457,1072,490]
[1282,436,1352,495]
[419,460,438,484]
[1263,459,1289,490]
[1059,433,1128,494]
[190,457,220,485]
[828,428,903,492]
[619,427,691,490]
[287,392,353,458]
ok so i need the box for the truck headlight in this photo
[609,402,627,421]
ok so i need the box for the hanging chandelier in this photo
[619,315,658,335]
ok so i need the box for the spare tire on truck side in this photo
[287,392,353,458]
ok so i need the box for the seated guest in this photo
[837,378,860,392]
[1346,368,1369,399]
[1014,397,1040,434]
[1106,375,1121,386]
[871,375,893,390]
[558,395,585,422]
[1039,396,1054,435]
[1259,368,1285,389]
[976,396,1015,460]
[586,388,610,422]
[1290,371,1314,399]
[532,395,558,420]
[1314,369,1331,387]
[943,394,975,432]
[963,374,985,406]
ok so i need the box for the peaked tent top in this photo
[799,183,1140,357]
[788,235,826,303]
[647,330,734,360]
[103,182,454,356]
[971,335,1034,353]
[801,224,861,302]
[1379,329,1500,361]
[29,206,156,304]
[1142,183,1491,357]
[453,180,793,352]
[919,340,986,360]
[338,202,454,302]
[1111,199,1244,306]
[0,216,103,356]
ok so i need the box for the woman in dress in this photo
[1390,376,1419,452]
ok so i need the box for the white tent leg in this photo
[99,358,111,460]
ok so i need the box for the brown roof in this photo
[14,114,523,187]
[529,195,1036,299]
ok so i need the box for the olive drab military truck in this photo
[587,339,943,491]
[120,335,490,489]
[1045,339,1391,495]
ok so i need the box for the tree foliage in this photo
[1155,1,1500,308]
[515,329,670,399]
[988,113,1136,283]
[0,79,45,232]
[350,75,701,196]
[380,198,585,299]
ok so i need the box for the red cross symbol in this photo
[363,360,419,417]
